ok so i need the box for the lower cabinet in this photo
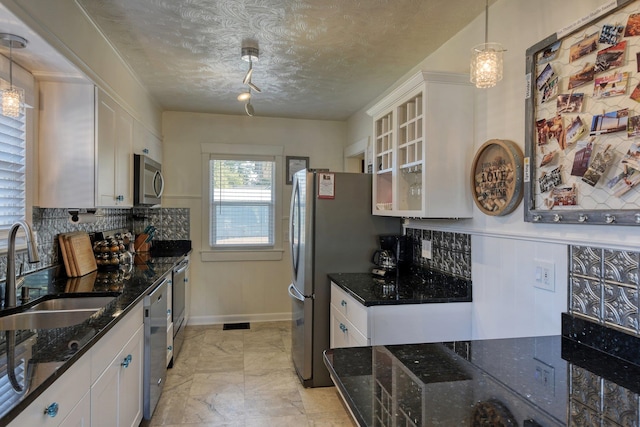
[330,282,472,348]
[60,391,91,427]
[7,352,91,427]
[90,302,144,427]
[7,301,144,427]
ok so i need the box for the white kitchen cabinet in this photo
[90,302,144,427]
[367,71,474,218]
[330,282,472,348]
[7,351,91,427]
[133,119,163,164]
[59,391,90,427]
[38,81,133,208]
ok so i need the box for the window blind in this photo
[0,112,26,228]
[210,159,275,247]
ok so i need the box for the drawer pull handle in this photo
[341,300,347,307]
[44,402,59,418]
[339,323,348,333]
[121,354,132,368]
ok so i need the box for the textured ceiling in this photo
[74,0,492,120]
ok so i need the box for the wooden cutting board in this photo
[67,232,97,277]
[59,232,81,277]
[59,232,97,277]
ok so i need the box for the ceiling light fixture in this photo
[0,33,28,118]
[470,0,505,89]
[238,39,261,116]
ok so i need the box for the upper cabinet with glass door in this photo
[368,71,474,218]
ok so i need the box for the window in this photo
[201,143,284,262]
[0,112,26,228]
[210,159,274,247]
[0,57,33,242]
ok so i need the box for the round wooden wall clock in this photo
[470,139,524,216]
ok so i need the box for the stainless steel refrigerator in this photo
[287,170,400,387]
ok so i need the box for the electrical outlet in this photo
[534,260,555,291]
[421,239,432,259]
[533,359,555,395]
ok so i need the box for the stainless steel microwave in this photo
[134,154,164,206]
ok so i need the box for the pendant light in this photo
[238,39,261,116]
[0,33,28,118]
[470,0,504,88]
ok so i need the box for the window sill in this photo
[200,248,284,262]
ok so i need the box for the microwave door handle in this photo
[154,170,165,198]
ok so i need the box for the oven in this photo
[170,258,188,364]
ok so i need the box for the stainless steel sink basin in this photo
[0,295,117,330]
[29,296,116,311]
[0,309,99,330]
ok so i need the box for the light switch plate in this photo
[421,239,432,259]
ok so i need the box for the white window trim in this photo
[201,143,284,262]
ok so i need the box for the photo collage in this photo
[533,1,640,210]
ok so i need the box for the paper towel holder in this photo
[68,209,102,223]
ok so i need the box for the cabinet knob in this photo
[168,345,173,351]
[167,309,171,315]
[44,402,59,418]
[116,195,124,202]
[121,354,132,368]
[339,323,348,333]
[341,300,347,307]
[143,148,149,154]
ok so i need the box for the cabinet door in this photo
[96,89,133,207]
[38,81,95,208]
[330,307,349,349]
[90,354,119,427]
[59,391,90,427]
[91,324,144,427]
[8,355,90,427]
[96,90,118,207]
[133,119,163,164]
[119,325,144,427]
[115,109,133,206]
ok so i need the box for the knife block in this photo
[134,234,151,252]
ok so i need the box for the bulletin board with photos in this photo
[524,0,640,225]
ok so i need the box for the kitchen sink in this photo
[0,295,117,330]
[0,309,100,330]
[29,296,116,311]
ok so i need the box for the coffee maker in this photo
[372,234,413,277]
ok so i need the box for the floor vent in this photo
[223,322,250,330]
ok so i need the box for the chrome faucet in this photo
[4,220,39,309]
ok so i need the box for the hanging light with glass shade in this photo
[470,0,504,88]
[0,33,28,118]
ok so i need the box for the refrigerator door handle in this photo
[288,283,306,302]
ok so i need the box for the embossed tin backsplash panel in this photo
[570,245,640,336]
[0,207,190,283]
[405,228,471,280]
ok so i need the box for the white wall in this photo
[348,0,640,339]
[162,112,347,323]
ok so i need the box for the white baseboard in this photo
[187,312,291,326]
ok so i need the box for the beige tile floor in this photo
[150,321,356,426]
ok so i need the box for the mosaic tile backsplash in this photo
[0,207,190,283]
[405,228,471,280]
[570,245,640,336]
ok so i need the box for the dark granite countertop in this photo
[328,270,472,306]
[324,335,640,426]
[0,250,190,426]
